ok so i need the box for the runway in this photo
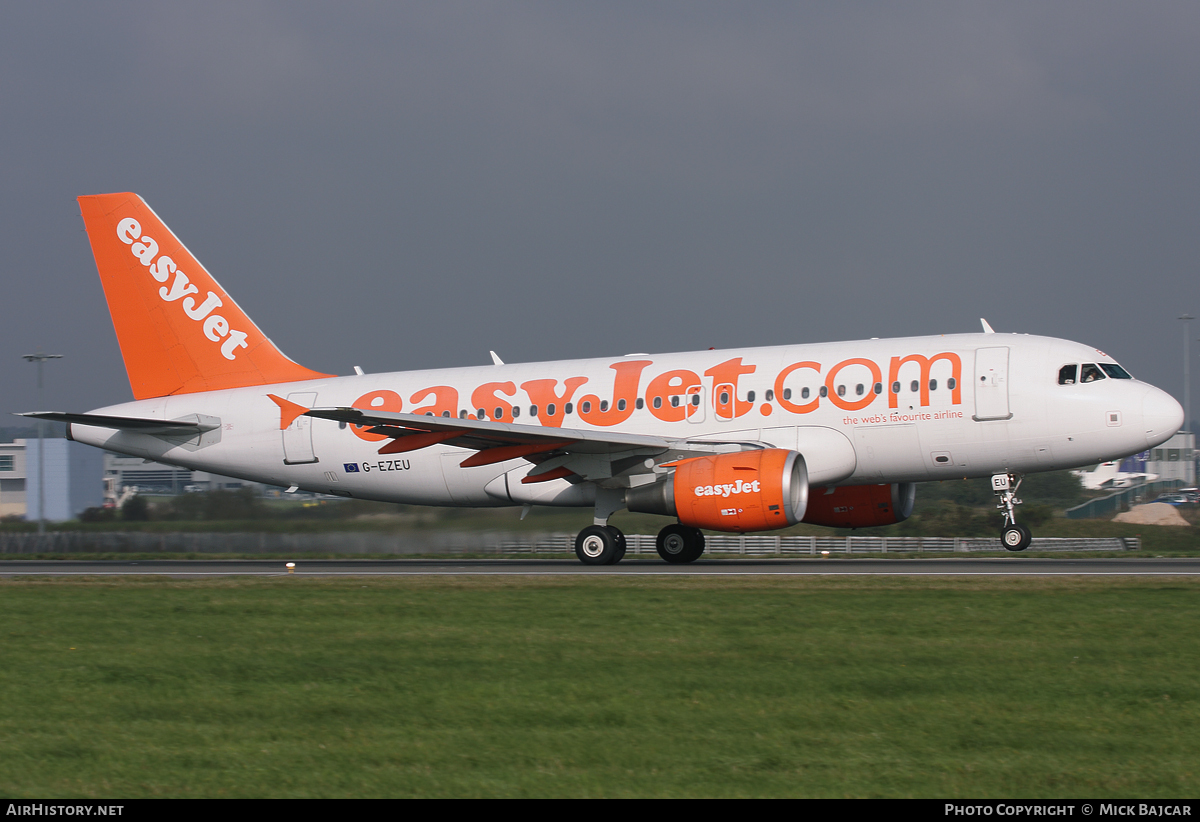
[2,557,1200,576]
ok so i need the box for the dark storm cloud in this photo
[2,2,1198,418]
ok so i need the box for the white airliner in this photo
[1072,460,1158,491]
[22,193,1184,562]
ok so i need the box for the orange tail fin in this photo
[79,193,331,399]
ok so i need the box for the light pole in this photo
[21,350,63,536]
[1180,316,1194,434]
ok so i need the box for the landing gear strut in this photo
[573,487,629,565]
[992,472,1032,552]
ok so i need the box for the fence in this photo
[1064,479,1185,519]
[0,531,1138,555]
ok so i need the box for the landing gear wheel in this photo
[575,525,621,565]
[656,524,705,564]
[608,526,627,564]
[1002,523,1032,552]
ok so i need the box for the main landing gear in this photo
[574,525,627,566]
[574,487,629,565]
[655,523,706,564]
[573,523,707,565]
[573,486,707,565]
[992,472,1032,552]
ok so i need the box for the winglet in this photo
[268,394,309,430]
[980,318,996,334]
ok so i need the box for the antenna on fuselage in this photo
[490,351,504,366]
[980,318,996,334]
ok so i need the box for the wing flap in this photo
[304,407,675,453]
[303,406,766,485]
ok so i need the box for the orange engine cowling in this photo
[626,449,808,532]
[801,483,916,528]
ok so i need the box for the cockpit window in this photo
[1058,364,1077,385]
[1080,363,1106,383]
[1100,363,1133,379]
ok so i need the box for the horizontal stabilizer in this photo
[17,411,216,435]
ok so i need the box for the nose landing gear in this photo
[993,473,1032,552]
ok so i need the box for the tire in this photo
[575,525,619,565]
[608,526,627,564]
[1002,524,1032,552]
[656,524,705,564]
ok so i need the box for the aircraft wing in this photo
[301,405,761,484]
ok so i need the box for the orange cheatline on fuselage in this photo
[79,193,331,400]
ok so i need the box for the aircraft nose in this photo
[1142,386,1184,447]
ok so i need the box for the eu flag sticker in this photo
[343,463,360,473]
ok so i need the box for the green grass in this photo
[0,576,1198,797]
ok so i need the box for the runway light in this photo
[286,562,296,574]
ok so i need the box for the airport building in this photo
[102,454,263,496]
[0,439,272,521]
[0,438,104,521]
[0,440,27,519]
[1145,431,1195,485]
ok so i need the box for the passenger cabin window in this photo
[1080,364,1106,383]
[1058,364,1077,385]
[1100,363,1133,379]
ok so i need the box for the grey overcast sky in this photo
[2,2,1198,420]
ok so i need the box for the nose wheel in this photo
[993,473,1032,552]
[1001,523,1032,552]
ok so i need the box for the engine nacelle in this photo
[801,483,916,528]
[627,449,807,532]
